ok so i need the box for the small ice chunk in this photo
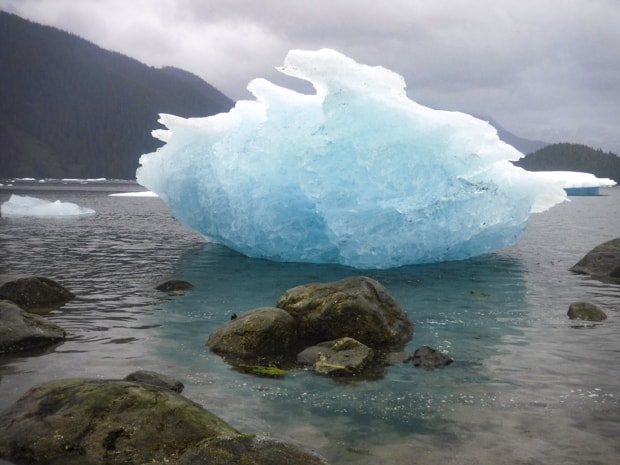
[1,195,95,217]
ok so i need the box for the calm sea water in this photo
[1,180,619,465]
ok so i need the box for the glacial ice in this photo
[0,195,95,217]
[137,49,567,269]
[532,171,616,188]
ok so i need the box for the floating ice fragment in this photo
[109,191,159,197]
[0,195,95,217]
[137,49,567,268]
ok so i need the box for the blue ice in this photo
[137,49,566,269]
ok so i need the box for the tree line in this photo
[516,143,620,183]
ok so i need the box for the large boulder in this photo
[0,300,66,353]
[0,378,238,465]
[276,276,413,349]
[207,307,298,360]
[570,238,620,283]
[0,377,329,465]
[0,275,74,310]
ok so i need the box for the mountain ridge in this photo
[1,12,618,181]
[0,11,234,179]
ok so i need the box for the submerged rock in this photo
[207,307,298,360]
[276,276,413,349]
[0,300,66,354]
[124,370,184,393]
[177,434,329,465]
[0,274,74,310]
[297,337,374,376]
[412,346,453,369]
[156,279,194,292]
[570,238,620,283]
[567,301,607,322]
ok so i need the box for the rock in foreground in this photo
[0,300,66,353]
[0,275,74,310]
[0,377,329,465]
[570,238,620,283]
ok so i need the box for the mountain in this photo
[514,143,620,183]
[477,115,550,155]
[0,11,234,179]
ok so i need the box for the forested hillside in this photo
[0,12,234,179]
[515,143,620,183]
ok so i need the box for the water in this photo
[1,180,619,465]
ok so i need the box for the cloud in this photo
[1,0,619,153]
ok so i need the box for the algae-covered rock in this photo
[0,299,66,354]
[276,276,413,349]
[0,378,239,465]
[0,275,74,311]
[567,301,607,322]
[207,307,298,360]
[124,370,184,393]
[297,337,374,376]
[177,434,329,465]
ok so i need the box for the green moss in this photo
[236,362,288,378]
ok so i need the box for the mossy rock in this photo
[0,299,66,354]
[0,378,239,465]
[567,301,607,322]
[277,276,413,349]
[570,238,620,283]
[207,307,298,359]
[177,434,329,465]
[0,275,74,311]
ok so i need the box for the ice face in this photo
[0,195,95,216]
[137,49,567,269]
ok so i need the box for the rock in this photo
[0,300,66,354]
[207,307,298,360]
[570,238,620,283]
[0,274,74,310]
[0,377,331,465]
[412,346,453,369]
[297,337,374,376]
[155,279,193,292]
[124,370,184,393]
[276,276,413,349]
[0,378,239,465]
[567,301,607,322]
[177,434,329,465]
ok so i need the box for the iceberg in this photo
[0,195,95,217]
[532,171,616,196]
[137,49,567,269]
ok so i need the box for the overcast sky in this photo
[2,0,619,154]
